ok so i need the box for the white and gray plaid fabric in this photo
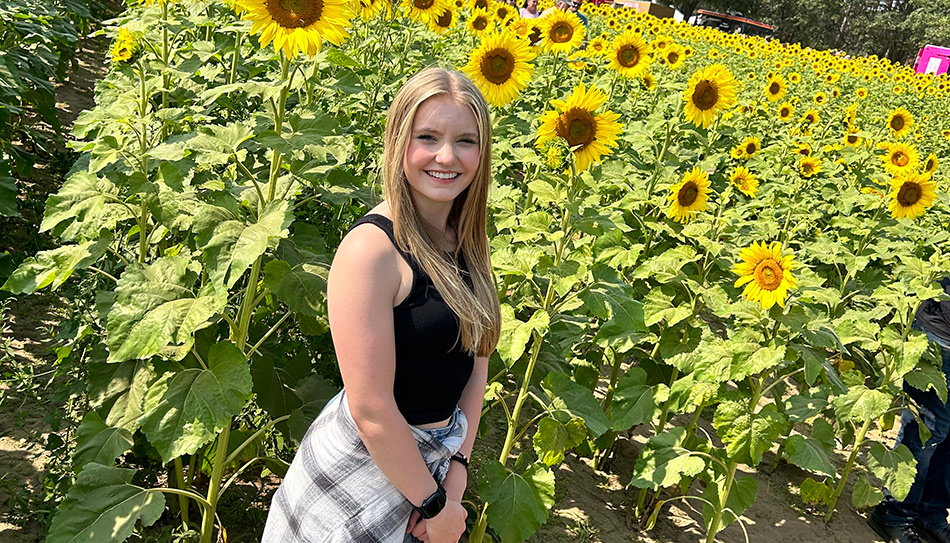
[262,391,468,543]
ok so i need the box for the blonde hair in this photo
[383,67,500,356]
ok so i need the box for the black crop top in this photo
[346,214,475,425]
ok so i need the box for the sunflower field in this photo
[5,0,950,541]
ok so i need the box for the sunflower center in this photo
[436,8,452,26]
[550,22,573,43]
[677,181,699,206]
[891,116,905,131]
[754,259,784,291]
[897,182,922,206]
[473,0,488,8]
[780,107,790,117]
[555,108,596,148]
[926,158,936,171]
[667,51,679,64]
[769,82,780,94]
[473,15,488,30]
[892,151,909,167]
[481,48,514,84]
[270,0,324,28]
[528,27,542,44]
[617,44,640,67]
[691,80,719,111]
[413,0,435,9]
[745,143,756,154]
[847,134,858,144]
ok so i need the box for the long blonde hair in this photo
[383,67,500,357]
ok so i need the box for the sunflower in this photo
[730,166,759,197]
[682,64,738,129]
[777,102,794,122]
[541,9,585,54]
[234,0,355,58]
[813,91,826,105]
[666,168,710,223]
[536,83,622,171]
[886,107,914,139]
[788,72,801,84]
[663,43,685,70]
[799,156,821,177]
[469,0,490,10]
[641,72,656,91]
[110,28,135,63]
[525,20,543,46]
[794,142,812,157]
[888,172,937,220]
[730,136,761,160]
[428,6,455,32]
[492,2,514,24]
[464,31,534,106]
[403,0,448,22]
[763,73,786,102]
[466,8,494,36]
[923,153,939,176]
[608,31,652,79]
[882,142,919,175]
[358,0,388,19]
[802,109,820,126]
[733,241,797,309]
[943,129,950,140]
[843,131,862,147]
[588,35,608,56]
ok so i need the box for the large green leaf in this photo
[541,371,610,437]
[287,374,340,443]
[701,474,757,529]
[72,412,133,472]
[139,342,253,462]
[784,435,835,476]
[201,200,293,291]
[0,159,17,217]
[497,306,549,366]
[478,460,555,543]
[713,401,784,466]
[533,416,587,466]
[892,332,930,380]
[2,237,111,294]
[643,286,691,327]
[729,344,786,381]
[105,256,225,362]
[590,283,648,353]
[87,359,152,432]
[852,474,884,509]
[263,259,329,318]
[904,361,948,403]
[629,427,706,490]
[46,463,165,543]
[832,385,893,423]
[867,443,917,502]
[40,171,124,241]
[609,367,655,431]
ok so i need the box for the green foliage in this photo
[477,461,556,543]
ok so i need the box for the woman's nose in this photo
[435,143,455,163]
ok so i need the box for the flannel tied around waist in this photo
[261,391,468,543]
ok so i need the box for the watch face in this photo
[420,488,447,518]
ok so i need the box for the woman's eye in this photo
[460,138,477,145]
[418,134,435,141]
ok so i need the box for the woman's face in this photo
[403,95,480,211]
[527,0,537,10]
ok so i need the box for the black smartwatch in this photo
[414,480,447,519]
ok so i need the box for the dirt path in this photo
[0,34,108,543]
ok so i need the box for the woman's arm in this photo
[442,354,489,502]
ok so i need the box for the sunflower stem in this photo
[228,32,243,85]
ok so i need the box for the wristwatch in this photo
[415,480,447,519]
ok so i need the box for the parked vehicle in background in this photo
[914,45,950,76]
[689,9,774,38]
[609,0,675,18]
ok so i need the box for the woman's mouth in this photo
[426,170,461,181]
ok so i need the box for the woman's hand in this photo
[413,500,466,543]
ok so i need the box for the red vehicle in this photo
[690,9,774,38]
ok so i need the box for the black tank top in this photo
[346,214,475,425]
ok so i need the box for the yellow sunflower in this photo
[110,28,135,63]
[427,6,456,31]
[463,31,535,106]
[943,129,950,140]
[843,131,862,147]
[641,72,656,91]
[536,83,622,171]
[403,0,449,22]
[234,0,355,58]
[588,35,608,56]
[466,8,494,37]
[662,43,685,70]
[813,91,826,105]
[763,73,786,102]
[492,2,515,24]
[886,107,914,139]
[608,30,652,79]
[542,9,586,54]
[734,241,797,309]
[923,153,939,176]
[730,166,759,197]
[802,109,820,126]
[777,102,794,122]
[788,72,801,84]
[882,142,919,175]
[889,172,937,220]
[682,64,738,129]
[468,0,490,10]
[358,0,388,19]
[799,156,822,177]
[856,87,868,99]
[666,168,710,223]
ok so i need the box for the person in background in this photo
[540,0,569,17]
[569,0,588,31]
[520,0,539,18]
[868,277,950,543]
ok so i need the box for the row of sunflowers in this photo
[7,0,949,541]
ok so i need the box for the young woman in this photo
[262,67,501,543]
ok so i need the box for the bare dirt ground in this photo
[0,34,108,543]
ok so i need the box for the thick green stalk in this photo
[138,200,149,264]
[498,327,546,464]
[268,55,291,202]
[824,417,872,522]
[705,460,738,543]
[228,32,243,85]
[199,425,231,543]
[174,457,190,529]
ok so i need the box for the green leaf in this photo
[287,374,339,443]
[643,286,691,327]
[87,359,152,433]
[139,342,253,463]
[867,443,917,502]
[533,416,587,466]
[72,412,134,472]
[2,237,111,294]
[784,435,835,476]
[629,427,706,490]
[800,477,832,505]
[609,367,655,431]
[47,463,165,543]
[541,372,610,437]
[497,306,549,366]
[590,283,648,353]
[852,474,884,509]
[0,160,18,216]
[701,474,757,529]
[106,256,225,362]
[892,331,931,381]
[478,460,555,543]
[40,171,123,240]
[832,385,893,423]
[730,344,786,381]
[263,259,329,318]
[713,401,784,466]
[904,361,948,403]
[202,200,293,291]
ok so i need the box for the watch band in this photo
[415,480,447,519]
[450,451,469,469]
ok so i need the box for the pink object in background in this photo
[914,45,950,76]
